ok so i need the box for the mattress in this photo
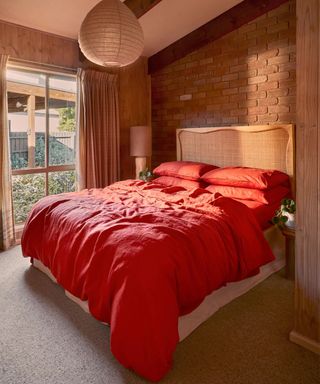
[32,225,284,341]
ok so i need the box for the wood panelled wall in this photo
[119,57,151,180]
[0,20,80,68]
[290,0,320,355]
[0,19,151,181]
[151,1,296,167]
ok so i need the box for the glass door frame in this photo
[7,61,77,234]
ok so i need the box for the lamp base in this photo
[135,157,147,179]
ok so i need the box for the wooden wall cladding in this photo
[119,57,151,180]
[0,20,80,68]
[290,0,320,355]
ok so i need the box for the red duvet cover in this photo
[21,180,274,381]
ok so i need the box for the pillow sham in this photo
[153,176,202,189]
[205,184,290,205]
[201,166,289,190]
[153,161,217,181]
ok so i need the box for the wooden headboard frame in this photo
[176,124,295,190]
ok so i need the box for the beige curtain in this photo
[0,55,15,250]
[77,69,120,189]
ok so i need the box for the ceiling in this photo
[0,0,243,57]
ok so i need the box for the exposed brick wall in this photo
[151,0,296,166]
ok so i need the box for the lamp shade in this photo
[79,0,144,68]
[130,126,152,157]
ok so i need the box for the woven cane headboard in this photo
[176,124,295,185]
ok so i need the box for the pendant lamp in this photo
[79,0,144,68]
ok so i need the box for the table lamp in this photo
[130,125,152,179]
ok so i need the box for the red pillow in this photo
[153,176,201,189]
[205,184,290,205]
[201,167,289,190]
[153,161,217,181]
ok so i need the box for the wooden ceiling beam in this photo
[124,0,162,18]
[148,0,290,74]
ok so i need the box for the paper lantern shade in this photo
[79,0,144,68]
[130,126,152,157]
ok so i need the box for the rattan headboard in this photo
[176,124,295,183]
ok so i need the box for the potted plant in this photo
[272,198,296,228]
[139,168,154,182]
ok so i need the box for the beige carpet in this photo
[0,246,319,384]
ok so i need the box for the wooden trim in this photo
[124,0,163,18]
[290,331,320,355]
[148,0,290,74]
[11,165,75,176]
[8,58,77,76]
[294,0,320,352]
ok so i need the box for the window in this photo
[6,66,77,227]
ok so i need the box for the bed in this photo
[21,124,294,381]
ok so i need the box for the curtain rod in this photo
[8,58,77,76]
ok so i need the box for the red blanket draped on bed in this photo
[21,180,274,381]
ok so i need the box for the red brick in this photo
[185,62,199,69]
[255,15,277,29]
[246,28,268,39]
[268,105,290,113]
[239,99,257,108]
[278,96,296,105]
[230,93,246,102]
[267,21,289,34]
[248,106,268,114]
[222,116,239,124]
[258,49,279,60]
[247,59,268,69]
[258,81,279,91]
[248,75,268,84]
[222,88,239,96]
[200,58,213,65]
[214,82,230,90]
[239,23,257,34]
[193,92,207,99]
[230,108,248,116]
[239,69,257,78]
[279,79,296,89]
[247,90,267,100]
[222,73,239,81]
[206,89,223,98]
[230,79,248,88]
[279,61,296,72]
[278,45,296,55]
[258,65,279,75]
[267,88,289,97]
[258,97,278,106]
[268,71,290,81]
[238,115,258,124]
[268,55,290,65]
[278,112,296,122]
[268,38,289,50]
[230,63,248,73]
[239,84,257,93]
[257,114,279,123]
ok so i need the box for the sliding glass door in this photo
[6,67,77,229]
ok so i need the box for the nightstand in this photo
[280,226,295,280]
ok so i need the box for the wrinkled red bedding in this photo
[21,180,274,381]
